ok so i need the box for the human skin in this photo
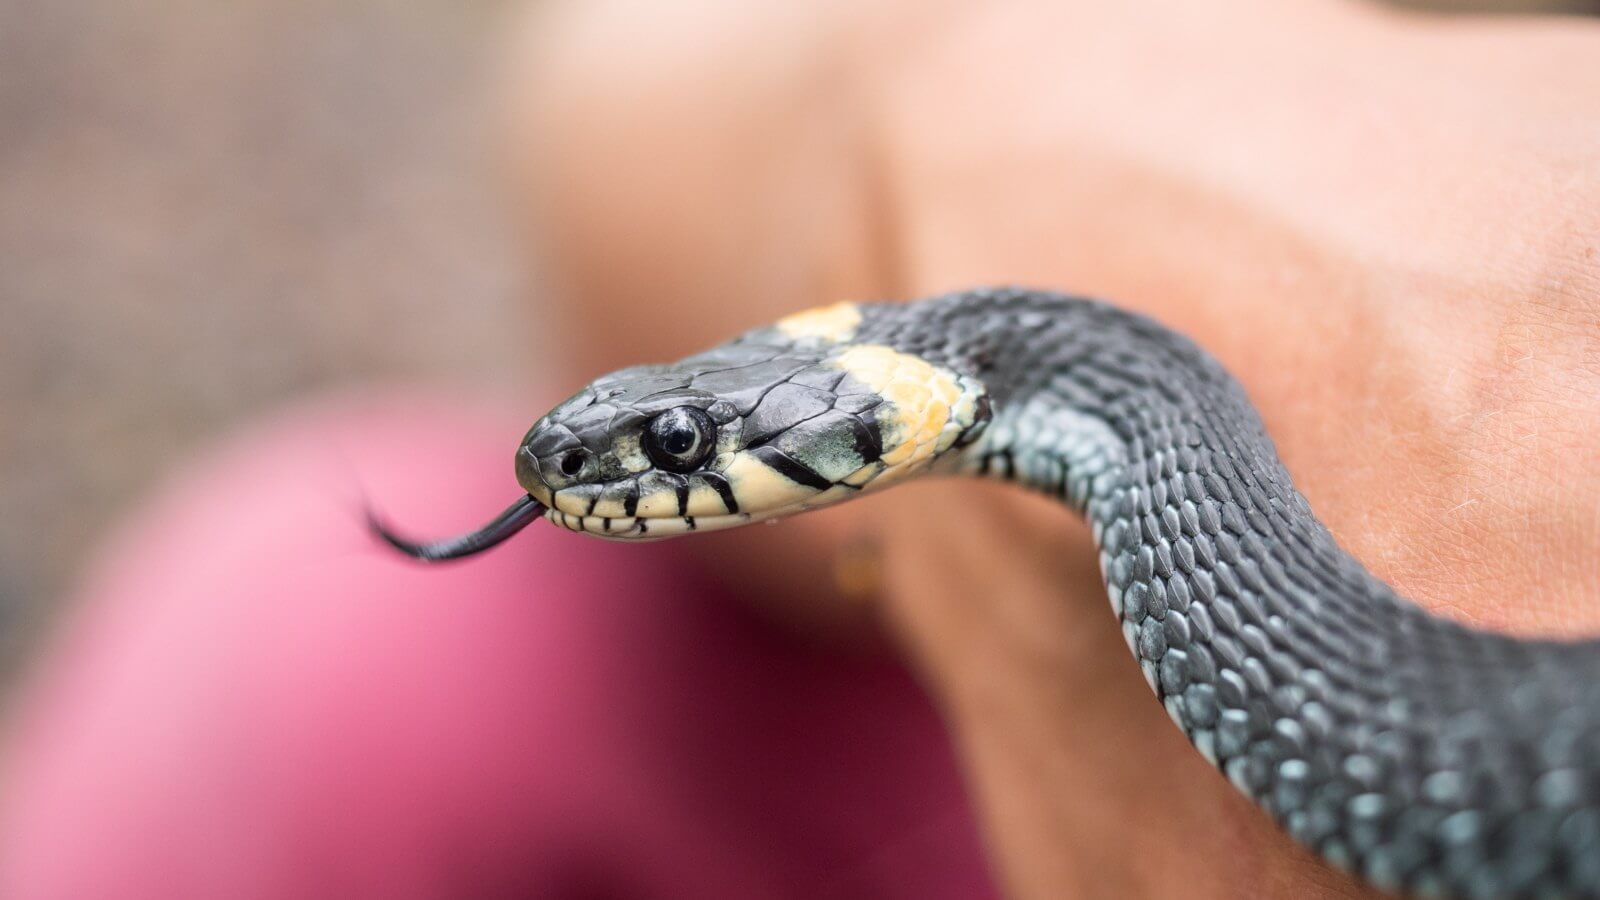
[502,0,1600,896]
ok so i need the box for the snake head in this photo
[370,300,994,558]
[515,306,990,540]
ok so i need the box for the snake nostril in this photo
[559,449,589,477]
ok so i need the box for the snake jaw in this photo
[541,508,759,541]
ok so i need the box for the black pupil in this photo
[644,407,714,473]
[662,424,695,455]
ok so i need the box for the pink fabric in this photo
[0,393,996,899]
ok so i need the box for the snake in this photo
[371,288,1600,897]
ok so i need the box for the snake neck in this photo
[854,289,1600,897]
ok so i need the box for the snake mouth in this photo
[542,507,756,541]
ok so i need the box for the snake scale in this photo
[374,288,1600,898]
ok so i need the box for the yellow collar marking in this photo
[831,344,974,486]
[775,302,863,343]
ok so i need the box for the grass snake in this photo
[373,287,1600,897]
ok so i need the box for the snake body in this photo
[376,288,1600,896]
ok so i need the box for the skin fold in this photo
[501,0,1600,895]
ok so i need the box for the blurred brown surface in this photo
[0,0,526,680]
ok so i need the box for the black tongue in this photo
[368,494,547,563]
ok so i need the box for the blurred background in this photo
[1,0,1596,695]
[0,0,532,686]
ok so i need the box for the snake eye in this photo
[643,406,716,473]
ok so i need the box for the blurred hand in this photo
[503,0,1600,895]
